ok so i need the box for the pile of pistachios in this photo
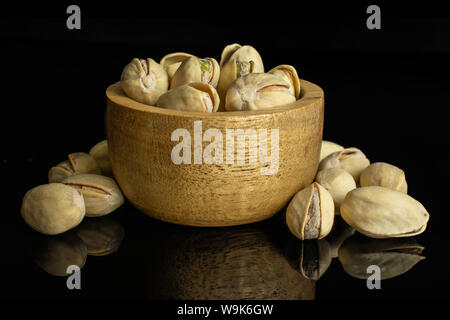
[21,140,125,235]
[286,141,430,241]
[120,43,300,112]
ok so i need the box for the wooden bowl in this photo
[106,79,324,226]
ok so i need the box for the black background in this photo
[1,0,449,303]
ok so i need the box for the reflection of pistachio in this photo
[360,162,407,193]
[75,217,125,256]
[286,182,335,240]
[338,235,425,280]
[326,216,355,258]
[341,186,430,238]
[29,231,87,277]
[300,239,332,281]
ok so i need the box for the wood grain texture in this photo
[106,79,324,226]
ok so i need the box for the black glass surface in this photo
[1,3,449,301]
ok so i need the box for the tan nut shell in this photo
[320,140,344,162]
[48,160,75,183]
[319,147,370,183]
[338,236,425,280]
[120,58,169,105]
[315,168,357,213]
[21,183,86,235]
[156,82,220,112]
[62,174,124,217]
[286,182,335,240]
[340,186,430,238]
[225,73,296,111]
[217,43,264,110]
[89,140,112,177]
[268,64,301,99]
[68,152,102,175]
[160,52,195,79]
[170,57,220,89]
[360,162,408,193]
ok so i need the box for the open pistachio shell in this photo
[340,186,430,238]
[217,43,264,110]
[268,64,301,99]
[286,182,335,240]
[156,82,219,112]
[319,147,370,183]
[338,235,425,280]
[160,52,195,79]
[120,58,169,105]
[170,56,220,89]
[360,162,408,193]
[225,73,296,111]
[320,140,344,162]
[89,140,113,178]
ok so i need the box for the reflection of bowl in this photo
[106,80,324,226]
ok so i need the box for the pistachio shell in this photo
[319,147,370,183]
[48,160,75,183]
[360,162,407,193]
[120,58,169,105]
[225,73,296,111]
[89,140,112,177]
[170,56,220,89]
[319,140,344,162]
[268,64,301,99]
[68,152,102,175]
[160,52,195,79]
[21,183,86,235]
[286,182,335,240]
[217,44,264,110]
[338,235,425,280]
[340,186,429,238]
[62,174,124,217]
[315,168,356,213]
[156,82,220,112]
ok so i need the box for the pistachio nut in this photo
[319,147,370,183]
[338,235,425,280]
[360,162,408,193]
[75,217,125,256]
[320,140,344,162]
[160,52,195,79]
[89,140,113,177]
[300,239,332,281]
[156,82,220,112]
[225,73,296,111]
[62,174,124,217]
[28,231,87,277]
[340,186,430,238]
[21,183,86,235]
[120,57,169,105]
[315,168,356,213]
[286,182,335,240]
[170,56,220,89]
[217,43,264,110]
[268,64,301,99]
[48,152,102,183]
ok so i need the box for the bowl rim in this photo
[106,79,323,118]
